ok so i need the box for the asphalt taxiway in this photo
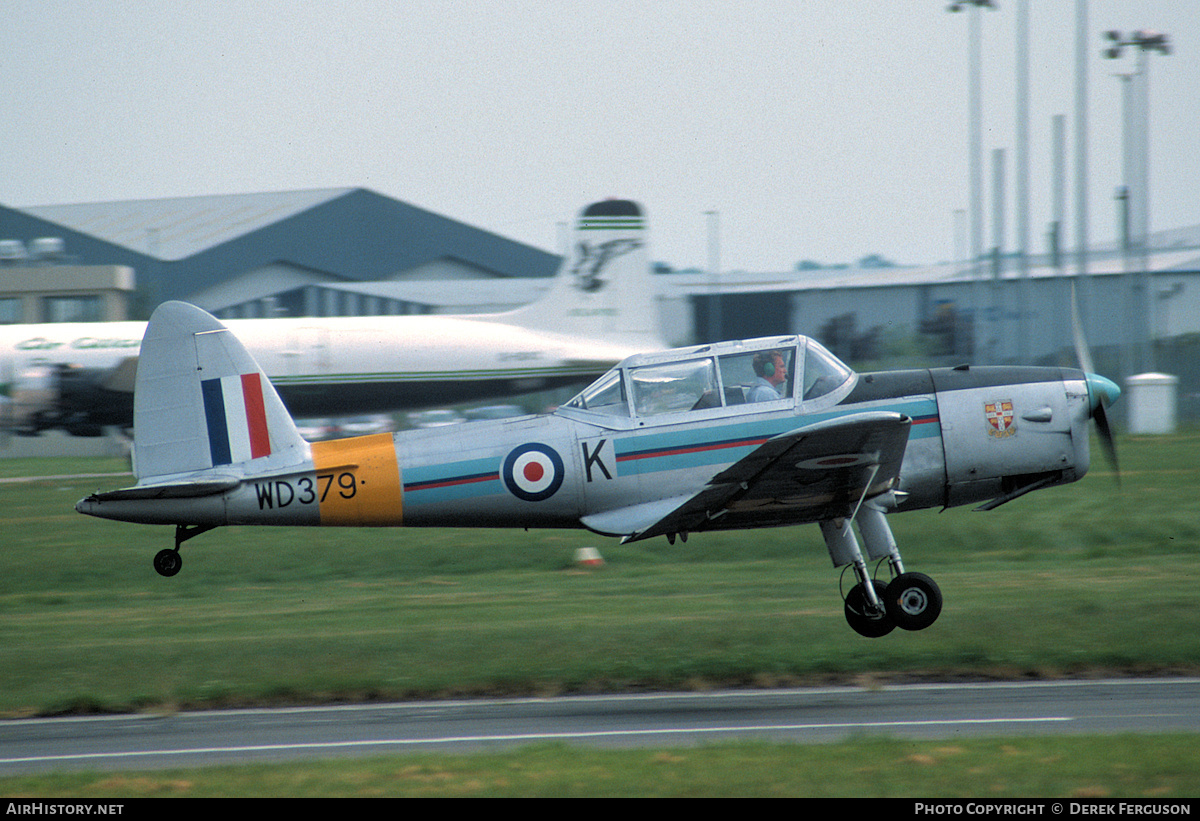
[2,677,1198,775]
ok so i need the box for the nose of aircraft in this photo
[1085,373,1121,413]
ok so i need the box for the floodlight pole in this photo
[706,210,721,343]
[1074,0,1092,370]
[1104,29,1171,375]
[947,0,998,364]
[1014,0,1030,363]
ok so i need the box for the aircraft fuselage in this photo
[79,362,1099,535]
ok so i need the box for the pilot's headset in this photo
[753,351,778,378]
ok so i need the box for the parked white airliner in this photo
[0,200,665,435]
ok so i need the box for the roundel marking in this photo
[794,453,875,470]
[503,443,565,502]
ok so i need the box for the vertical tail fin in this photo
[133,301,308,482]
[504,200,663,345]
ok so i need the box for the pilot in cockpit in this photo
[747,350,788,402]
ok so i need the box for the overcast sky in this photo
[2,1,1196,272]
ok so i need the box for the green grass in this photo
[1,433,1199,796]
[0,432,1197,716]
[3,737,1199,797]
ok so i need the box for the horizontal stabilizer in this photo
[86,477,241,502]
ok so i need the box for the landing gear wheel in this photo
[844,579,895,638]
[884,572,942,631]
[154,548,182,578]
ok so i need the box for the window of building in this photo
[0,298,22,324]
[42,295,102,323]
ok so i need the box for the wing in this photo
[593,411,912,543]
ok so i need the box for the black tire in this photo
[154,549,182,578]
[884,572,942,631]
[844,579,895,638]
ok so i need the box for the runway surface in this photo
[2,677,1197,775]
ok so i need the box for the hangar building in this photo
[0,188,560,322]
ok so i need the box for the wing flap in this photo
[621,411,912,543]
[580,494,694,537]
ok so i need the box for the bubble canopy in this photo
[557,335,855,428]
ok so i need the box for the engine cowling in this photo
[932,365,1092,509]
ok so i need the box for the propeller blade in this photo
[1094,400,1120,483]
[1070,280,1094,375]
[1073,282,1121,483]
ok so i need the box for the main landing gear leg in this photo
[153,524,217,577]
[856,505,942,632]
[820,519,894,638]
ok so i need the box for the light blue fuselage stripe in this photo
[402,399,940,504]
[403,457,502,504]
[613,400,939,477]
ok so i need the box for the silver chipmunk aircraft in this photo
[1,200,665,436]
[76,295,1121,637]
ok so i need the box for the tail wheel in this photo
[844,579,895,638]
[884,572,942,631]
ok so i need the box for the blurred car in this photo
[407,409,466,428]
[337,414,394,436]
[462,404,527,422]
[295,418,335,442]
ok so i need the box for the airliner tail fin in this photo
[506,200,663,345]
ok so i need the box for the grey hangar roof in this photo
[0,188,561,307]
